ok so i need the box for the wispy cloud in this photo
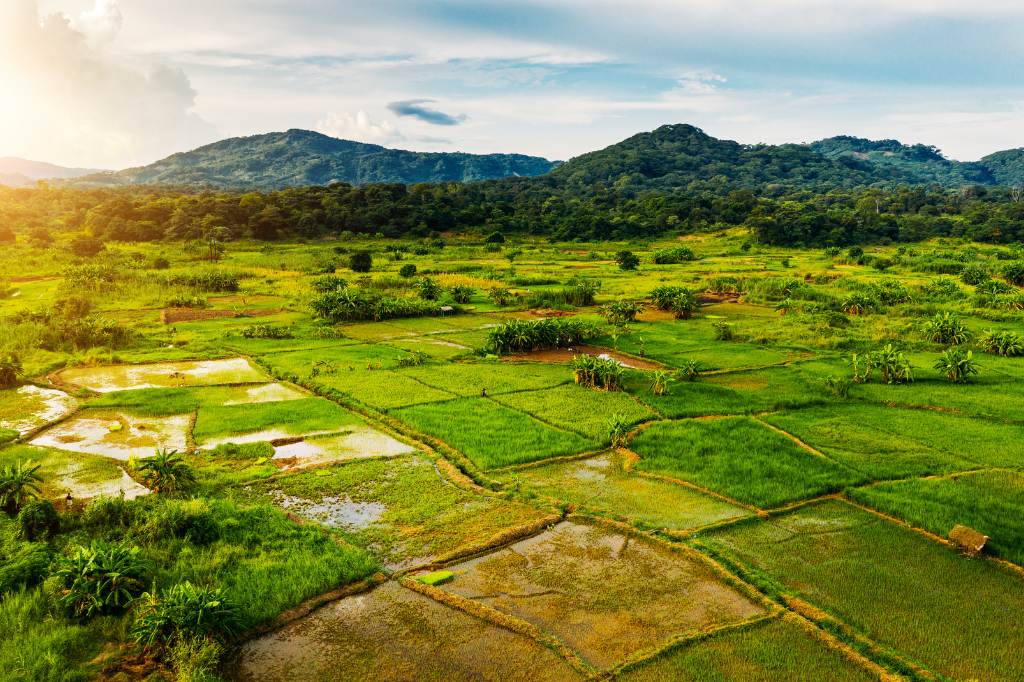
[387,100,467,126]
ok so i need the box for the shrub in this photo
[959,264,990,286]
[933,348,981,383]
[241,324,294,339]
[310,274,347,292]
[868,279,912,304]
[713,321,733,341]
[0,542,52,593]
[208,442,274,461]
[17,499,60,542]
[525,281,598,308]
[847,246,864,259]
[615,251,640,271]
[504,247,523,263]
[979,329,1024,356]
[0,428,17,444]
[487,286,514,306]
[0,460,42,513]
[485,231,505,244]
[669,290,702,320]
[169,635,224,682]
[69,236,106,258]
[164,270,240,292]
[598,300,645,324]
[449,285,474,303]
[309,286,455,322]
[1001,261,1024,286]
[0,355,23,386]
[921,312,969,345]
[823,247,841,258]
[605,414,629,448]
[821,375,851,398]
[851,344,914,384]
[399,264,417,278]
[678,359,702,381]
[486,318,601,354]
[132,581,242,648]
[137,448,196,494]
[873,257,894,271]
[651,245,697,264]
[483,243,501,253]
[570,355,625,391]
[842,292,877,315]
[349,251,373,273]
[166,295,209,309]
[648,370,671,395]
[152,257,170,270]
[415,276,442,301]
[53,540,152,618]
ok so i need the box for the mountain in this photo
[809,136,1024,187]
[0,157,109,187]
[63,129,560,190]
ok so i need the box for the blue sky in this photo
[5,0,1024,169]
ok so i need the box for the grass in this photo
[847,470,1024,566]
[193,397,364,444]
[616,617,877,682]
[248,455,548,567]
[706,500,1024,682]
[87,383,306,416]
[629,418,867,509]
[400,361,570,397]
[311,370,456,411]
[492,382,658,441]
[391,397,596,469]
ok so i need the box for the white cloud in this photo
[0,0,218,169]
[315,111,404,146]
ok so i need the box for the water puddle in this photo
[53,461,149,500]
[272,429,416,468]
[30,412,190,460]
[221,383,307,405]
[222,581,585,682]
[519,346,661,370]
[266,489,386,530]
[59,358,265,392]
[439,520,764,670]
[200,427,337,448]
[0,385,77,434]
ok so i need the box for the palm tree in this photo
[0,460,43,513]
[137,448,196,494]
[0,355,23,386]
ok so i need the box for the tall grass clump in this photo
[485,317,601,354]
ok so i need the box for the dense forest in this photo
[3,125,1024,249]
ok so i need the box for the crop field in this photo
[2,233,1024,682]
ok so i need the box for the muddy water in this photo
[223,581,584,682]
[54,461,149,500]
[440,520,764,670]
[222,383,307,405]
[30,412,190,460]
[200,427,338,448]
[0,385,77,434]
[504,452,749,530]
[266,489,385,529]
[273,429,416,468]
[520,346,661,370]
[59,358,265,392]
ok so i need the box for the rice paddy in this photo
[5,235,1024,682]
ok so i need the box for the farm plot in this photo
[629,418,866,509]
[261,345,415,377]
[247,455,549,570]
[384,337,473,358]
[848,470,1024,567]
[273,429,416,468]
[495,451,749,530]
[0,444,147,501]
[89,383,307,416]
[0,385,77,435]
[760,406,978,480]
[391,397,595,470]
[59,358,266,392]
[706,500,1024,682]
[492,383,657,441]
[596,323,789,371]
[437,519,765,671]
[29,409,190,460]
[193,398,364,446]
[400,362,570,397]
[850,371,1024,422]
[312,370,456,412]
[616,617,877,682]
[223,581,584,682]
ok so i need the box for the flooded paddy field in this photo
[29,410,190,460]
[58,358,266,392]
[0,384,77,435]
[272,429,416,468]
[223,581,585,682]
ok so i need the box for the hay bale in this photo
[949,525,988,554]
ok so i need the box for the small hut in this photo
[949,525,988,555]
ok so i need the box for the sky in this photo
[3,0,1024,170]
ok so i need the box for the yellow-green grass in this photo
[705,500,1024,682]
[383,337,472,359]
[261,345,416,377]
[88,383,306,416]
[594,321,790,370]
[391,397,596,469]
[495,450,749,529]
[629,366,823,419]
[492,383,658,441]
[193,397,364,445]
[220,336,362,355]
[616,617,877,682]
[400,361,570,397]
[311,370,457,412]
[248,455,548,568]
[629,418,867,509]
[0,444,128,500]
[847,470,1024,567]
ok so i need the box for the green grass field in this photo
[193,397,365,444]
[493,383,659,440]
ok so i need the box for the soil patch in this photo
[699,292,741,304]
[30,411,190,461]
[160,308,282,324]
[222,581,584,682]
[564,265,600,269]
[515,345,661,370]
[59,358,265,392]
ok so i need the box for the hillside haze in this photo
[63,130,560,190]
[0,157,109,187]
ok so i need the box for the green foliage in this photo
[921,312,969,345]
[615,250,640,271]
[570,355,625,391]
[712,321,733,341]
[647,370,671,395]
[959,264,990,286]
[164,270,240,292]
[168,635,225,682]
[485,231,505,244]
[138,448,196,494]
[0,428,17,445]
[448,284,474,303]
[820,375,851,398]
[132,581,242,648]
[207,442,275,461]
[241,323,294,339]
[504,247,523,262]
[0,460,42,513]
[165,295,209,309]
[349,251,373,273]
[851,344,915,384]
[651,245,697,264]
[841,292,877,315]
[0,355,23,386]
[309,285,455,322]
[1000,260,1024,286]
[17,499,60,542]
[485,317,601,354]
[414,276,442,300]
[979,328,1024,356]
[823,247,842,258]
[310,274,347,292]
[677,359,702,381]
[605,413,629,448]
[670,290,702,320]
[398,263,417,278]
[487,285,513,306]
[393,350,429,367]
[53,539,152,618]
[933,347,980,383]
[598,300,645,324]
[868,279,912,304]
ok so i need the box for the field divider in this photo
[840,497,1024,578]
[617,449,762,514]
[400,577,597,679]
[13,400,85,445]
[752,416,853,468]
[489,446,611,474]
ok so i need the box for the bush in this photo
[873,257,894,271]
[415,277,442,301]
[960,264,990,286]
[847,246,864,259]
[851,344,914,384]
[17,499,60,542]
[933,348,980,383]
[979,329,1024,356]
[208,442,274,460]
[485,231,505,244]
[823,247,841,258]
[241,324,294,339]
[598,300,645,324]
[152,257,170,270]
[615,251,640,271]
[399,264,417,278]
[169,635,224,682]
[166,296,208,309]
[0,355,23,386]
[483,242,501,253]
[53,540,152,618]
[921,312,969,345]
[1001,261,1024,286]
[310,275,346,292]
[69,236,105,258]
[570,355,625,391]
[0,428,17,444]
[349,251,373,273]
[132,582,242,648]
[651,245,697,264]
[138,448,196,494]
[486,317,601,354]
[449,285,474,303]
[713,321,733,341]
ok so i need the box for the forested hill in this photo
[809,135,1024,187]
[62,130,560,190]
